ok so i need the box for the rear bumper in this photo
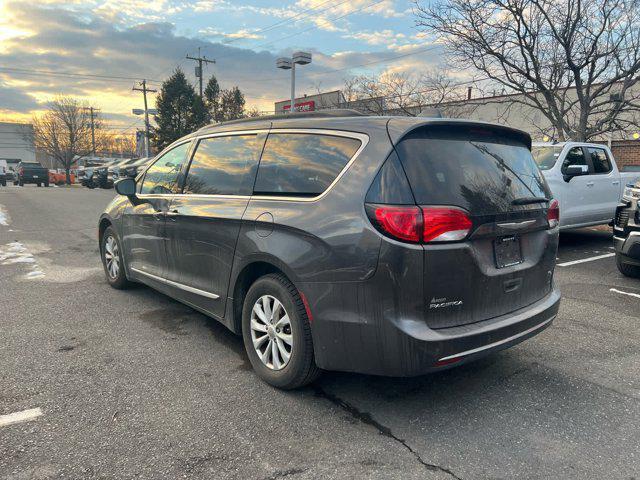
[307,285,560,376]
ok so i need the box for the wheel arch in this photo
[229,258,296,334]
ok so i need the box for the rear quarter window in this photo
[253,133,361,197]
[396,126,550,215]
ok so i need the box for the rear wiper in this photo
[511,196,550,205]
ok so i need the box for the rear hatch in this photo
[395,124,557,329]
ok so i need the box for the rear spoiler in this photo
[387,118,532,150]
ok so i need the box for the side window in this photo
[183,135,262,195]
[587,147,612,174]
[561,147,589,175]
[140,142,190,194]
[253,133,361,196]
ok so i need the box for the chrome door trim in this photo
[437,316,555,363]
[130,267,220,299]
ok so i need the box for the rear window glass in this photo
[396,126,550,215]
[587,147,612,174]
[253,133,361,196]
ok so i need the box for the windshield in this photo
[532,146,562,170]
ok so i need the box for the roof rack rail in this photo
[199,109,368,129]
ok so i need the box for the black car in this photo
[119,157,152,179]
[613,180,640,278]
[98,111,561,389]
[16,161,49,187]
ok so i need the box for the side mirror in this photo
[115,177,136,197]
[563,164,589,182]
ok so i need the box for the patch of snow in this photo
[0,205,10,226]
[0,241,45,279]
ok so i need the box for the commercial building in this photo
[0,122,36,169]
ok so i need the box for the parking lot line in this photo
[610,288,640,299]
[0,407,43,427]
[557,253,615,267]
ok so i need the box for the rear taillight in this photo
[547,200,559,228]
[372,205,422,243]
[422,207,473,242]
[367,204,472,244]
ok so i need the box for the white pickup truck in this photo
[532,142,640,230]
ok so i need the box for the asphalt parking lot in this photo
[1,186,639,480]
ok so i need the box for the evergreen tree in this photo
[153,68,202,151]
[220,87,246,121]
[203,75,221,123]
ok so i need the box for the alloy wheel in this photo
[104,235,120,279]
[250,295,293,370]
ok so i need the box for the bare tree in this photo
[29,97,102,183]
[341,70,477,117]
[415,0,640,141]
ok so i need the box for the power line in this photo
[186,47,216,97]
[218,0,352,46]
[0,67,162,84]
[215,0,388,62]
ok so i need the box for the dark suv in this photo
[98,111,561,389]
[613,180,640,277]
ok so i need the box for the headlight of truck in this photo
[623,185,640,201]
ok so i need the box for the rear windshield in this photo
[396,126,550,215]
[532,146,562,170]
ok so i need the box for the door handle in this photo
[612,181,620,185]
[586,182,594,187]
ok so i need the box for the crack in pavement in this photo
[313,386,463,480]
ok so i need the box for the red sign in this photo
[283,100,315,112]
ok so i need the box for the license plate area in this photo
[494,235,522,268]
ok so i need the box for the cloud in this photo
[344,30,407,46]
[199,27,264,40]
[0,1,445,123]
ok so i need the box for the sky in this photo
[0,0,448,135]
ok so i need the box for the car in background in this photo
[49,169,76,186]
[532,142,640,230]
[119,157,152,179]
[0,160,7,186]
[108,158,139,184]
[98,111,561,389]
[16,161,49,187]
[613,179,640,278]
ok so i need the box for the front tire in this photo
[242,274,320,389]
[101,226,131,289]
[616,253,640,278]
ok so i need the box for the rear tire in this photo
[36,182,41,187]
[44,181,49,187]
[616,253,640,278]
[242,273,321,389]
[101,226,131,289]
[0,179,5,187]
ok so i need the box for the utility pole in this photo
[132,79,157,158]
[186,47,216,98]
[81,107,99,156]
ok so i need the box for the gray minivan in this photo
[98,111,561,389]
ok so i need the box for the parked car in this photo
[49,169,76,186]
[6,168,16,185]
[0,160,7,186]
[532,142,640,229]
[81,161,117,189]
[108,158,139,183]
[119,157,152,179]
[613,179,640,278]
[98,111,561,389]
[16,161,49,187]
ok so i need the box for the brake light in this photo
[372,205,422,243]
[422,207,472,242]
[547,199,559,228]
[367,205,472,243]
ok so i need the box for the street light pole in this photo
[132,80,157,158]
[277,51,312,113]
